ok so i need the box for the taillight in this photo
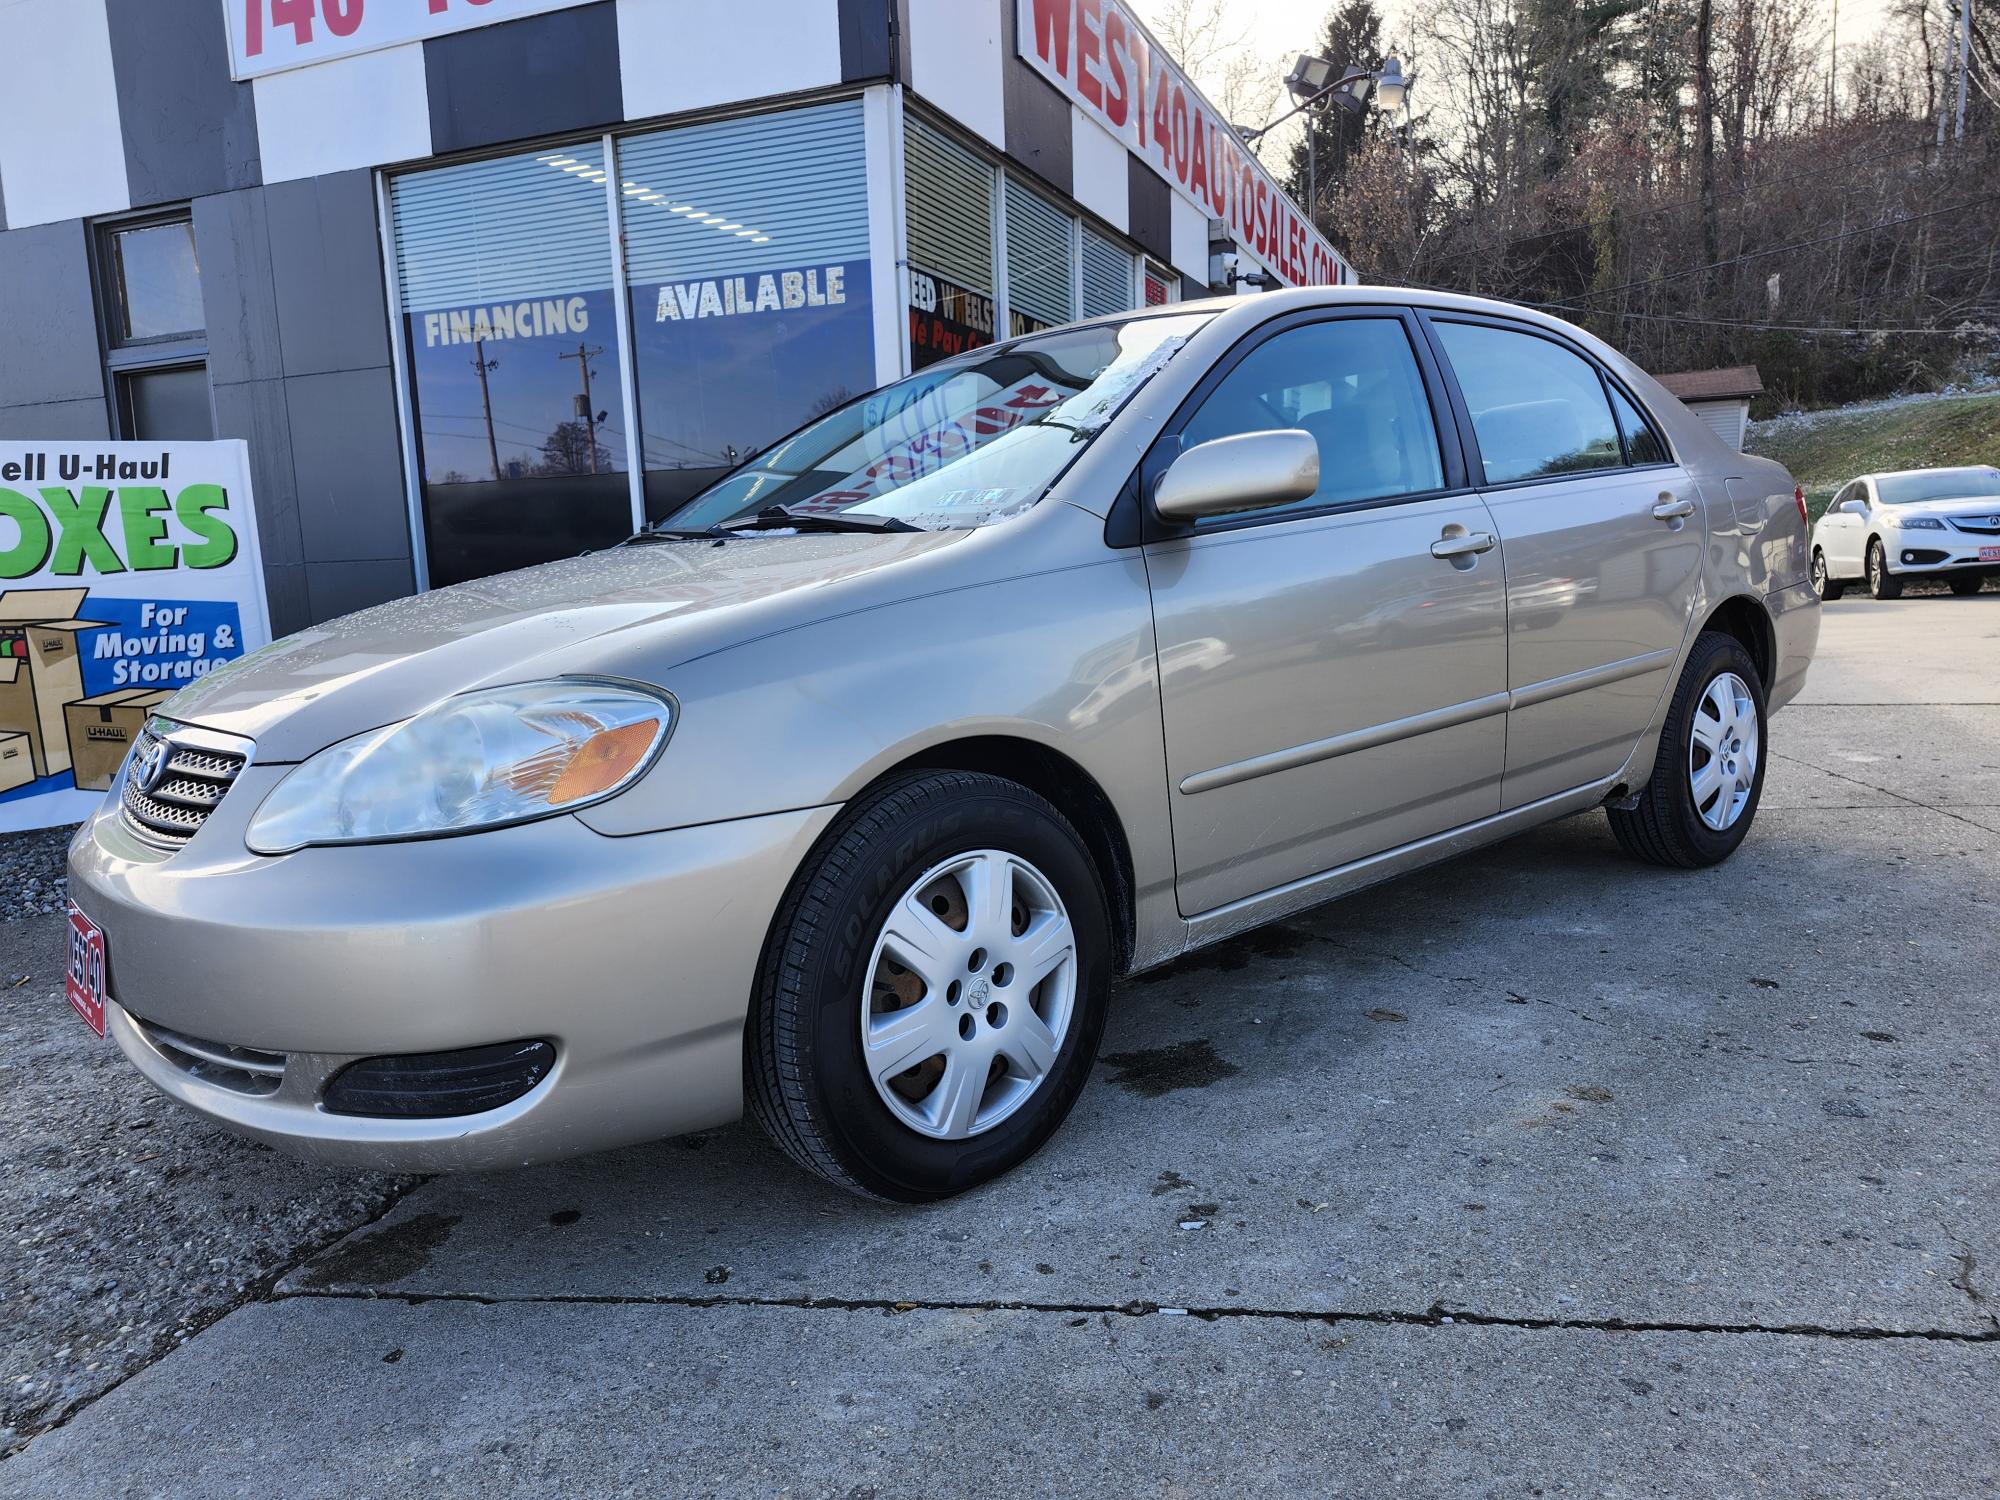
[1794,485,1808,526]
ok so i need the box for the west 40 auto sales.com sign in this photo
[0,441,271,833]
[1017,0,1353,290]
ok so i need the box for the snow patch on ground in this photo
[1750,378,2000,437]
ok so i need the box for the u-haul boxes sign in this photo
[1016,0,1353,290]
[223,0,599,80]
[0,441,271,833]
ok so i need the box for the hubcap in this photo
[860,849,1078,1141]
[1688,671,1759,832]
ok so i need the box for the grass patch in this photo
[1745,392,2000,520]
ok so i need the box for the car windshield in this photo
[664,313,1212,532]
[1874,467,2000,504]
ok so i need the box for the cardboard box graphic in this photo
[0,731,33,794]
[65,688,174,792]
[0,588,110,780]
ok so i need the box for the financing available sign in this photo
[223,0,600,80]
[1016,0,1354,290]
[0,442,271,833]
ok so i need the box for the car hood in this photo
[160,531,966,761]
[1884,496,2000,519]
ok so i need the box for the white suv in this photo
[1811,467,2000,599]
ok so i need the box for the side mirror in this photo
[1153,429,1321,522]
[1838,497,1868,515]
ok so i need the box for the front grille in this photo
[119,725,247,849]
[1949,516,2000,536]
[132,1017,286,1097]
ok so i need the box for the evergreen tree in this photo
[1283,0,1387,233]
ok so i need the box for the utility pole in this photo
[558,343,606,474]
[1695,0,1718,272]
[470,338,501,481]
[1956,0,1971,144]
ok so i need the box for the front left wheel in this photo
[1948,573,1984,597]
[747,770,1112,1201]
[1867,538,1904,600]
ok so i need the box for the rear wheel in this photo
[1948,573,1984,597]
[1867,539,1903,600]
[1811,549,1845,601]
[1608,631,1768,869]
[747,771,1112,1201]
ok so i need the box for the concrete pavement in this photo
[4,590,1997,1495]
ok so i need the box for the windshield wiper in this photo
[622,527,728,543]
[719,506,923,535]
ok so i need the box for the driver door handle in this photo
[1430,531,1497,559]
[1652,495,1696,521]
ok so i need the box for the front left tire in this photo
[747,770,1112,1202]
[1867,538,1903,600]
[1948,574,1984,596]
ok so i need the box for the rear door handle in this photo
[1652,495,1696,521]
[1430,531,1497,559]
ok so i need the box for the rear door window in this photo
[1434,321,1623,484]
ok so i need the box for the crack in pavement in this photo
[9,1179,426,1458]
[274,1285,2000,1346]
[1772,751,2000,835]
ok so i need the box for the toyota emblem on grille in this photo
[132,736,170,794]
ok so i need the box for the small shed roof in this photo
[1655,365,1764,402]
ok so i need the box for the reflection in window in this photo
[1610,385,1667,464]
[623,101,876,523]
[118,365,213,440]
[906,118,998,372]
[107,220,204,343]
[391,143,630,586]
[670,315,1210,532]
[1005,179,1075,338]
[1435,322,1623,483]
[1177,318,1444,522]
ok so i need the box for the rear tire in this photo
[1608,631,1768,869]
[1948,573,1984,597]
[1867,539,1903,600]
[747,770,1112,1202]
[1811,549,1845,601]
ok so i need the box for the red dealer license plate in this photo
[66,901,108,1038]
[1982,546,2000,562]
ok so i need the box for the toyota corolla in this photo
[66,288,1819,1200]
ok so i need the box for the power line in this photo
[1516,299,2000,337]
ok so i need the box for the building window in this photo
[618,99,875,522]
[1143,259,1179,307]
[97,214,213,441]
[1080,225,1136,320]
[1003,178,1075,337]
[389,142,630,588]
[905,117,998,372]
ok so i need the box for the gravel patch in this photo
[0,826,77,924]
[0,915,414,1454]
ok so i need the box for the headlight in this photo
[1897,516,1945,530]
[246,680,673,854]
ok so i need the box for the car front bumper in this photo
[1886,531,2000,574]
[67,777,837,1172]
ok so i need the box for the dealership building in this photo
[0,0,1349,633]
